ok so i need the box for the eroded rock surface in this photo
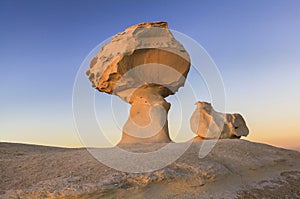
[86,22,190,95]
[1,140,299,198]
[190,101,249,139]
[86,22,190,143]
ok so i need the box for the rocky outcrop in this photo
[86,22,190,144]
[190,101,249,139]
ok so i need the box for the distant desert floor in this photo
[1,139,300,198]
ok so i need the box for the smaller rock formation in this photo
[190,101,249,139]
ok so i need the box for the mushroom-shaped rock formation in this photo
[86,22,190,144]
[190,101,249,139]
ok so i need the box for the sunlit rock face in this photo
[86,22,190,144]
[190,101,249,139]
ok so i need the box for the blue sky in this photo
[0,0,299,150]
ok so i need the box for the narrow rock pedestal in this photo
[120,86,171,144]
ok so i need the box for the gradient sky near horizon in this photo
[1,0,299,150]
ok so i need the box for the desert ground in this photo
[1,139,299,198]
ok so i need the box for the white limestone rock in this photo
[190,101,249,139]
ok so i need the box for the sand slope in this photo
[1,140,299,198]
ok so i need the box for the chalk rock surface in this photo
[86,22,190,144]
[190,101,249,139]
[1,140,299,198]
